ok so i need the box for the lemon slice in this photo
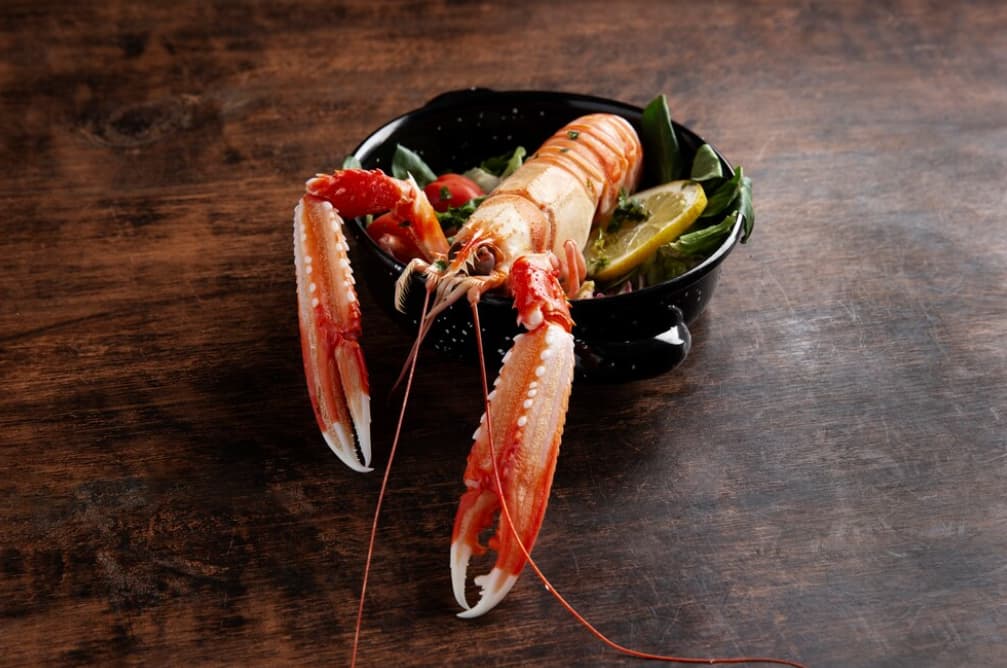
[585,180,707,282]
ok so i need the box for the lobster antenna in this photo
[391,271,471,394]
[351,288,432,668]
[468,302,806,668]
[391,303,435,394]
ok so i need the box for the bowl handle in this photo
[574,306,691,383]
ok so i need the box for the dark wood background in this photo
[2,1,1004,666]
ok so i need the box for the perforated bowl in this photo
[345,89,745,382]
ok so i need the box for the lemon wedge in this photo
[585,180,707,282]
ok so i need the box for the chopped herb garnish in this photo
[591,228,606,250]
[567,130,580,140]
[607,189,650,232]
[560,147,570,153]
[439,185,451,202]
[434,259,448,271]
[436,195,486,236]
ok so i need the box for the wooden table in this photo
[2,1,1004,666]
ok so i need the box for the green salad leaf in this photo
[436,195,486,237]
[738,174,754,242]
[641,248,703,287]
[670,213,736,257]
[481,146,526,177]
[700,166,742,219]
[641,94,683,183]
[465,146,526,192]
[690,143,723,187]
[391,144,437,187]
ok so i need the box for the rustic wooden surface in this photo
[2,1,1005,666]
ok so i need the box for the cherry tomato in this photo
[366,212,424,264]
[424,174,483,212]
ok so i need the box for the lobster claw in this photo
[294,194,372,471]
[295,169,450,471]
[450,255,576,617]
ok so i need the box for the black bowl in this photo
[345,89,746,382]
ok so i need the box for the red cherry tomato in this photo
[366,212,424,264]
[424,174,483,212]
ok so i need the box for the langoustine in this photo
[294,109,805,668]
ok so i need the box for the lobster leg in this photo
[450,254,576,617]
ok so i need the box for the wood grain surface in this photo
[2,1,1005,666]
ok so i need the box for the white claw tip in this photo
[322,428,372,473]
[450,541,473,611]
[455,568,518,619]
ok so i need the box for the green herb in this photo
[589,228,607,254]
[690,144,723,188]
[700,166,742,219]
[738,174,754,242]
[436,195,486,236]
[608,189,649,232]
[391,144,437,187]
[465,146,527,192]
[669,214,736,257]
[463,167,498,192]
[641,94,683,183]
[342,154,363,170]
[642,249,701,285]
[439,185,451,202]
[560,147,569,153]
[480,146,526,177]
[434,259,448,271]
[567,130,580,140]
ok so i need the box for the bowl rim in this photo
[348,88,745,307]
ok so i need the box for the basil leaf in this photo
[391,144,437,187]
[700,166,742,219]
[690,144,723,187]
[670,215,735,257]
[342,154,362,170]
[738,174,754,242]
[641,94,683,183]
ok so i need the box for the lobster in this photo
[294,110,806,667]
